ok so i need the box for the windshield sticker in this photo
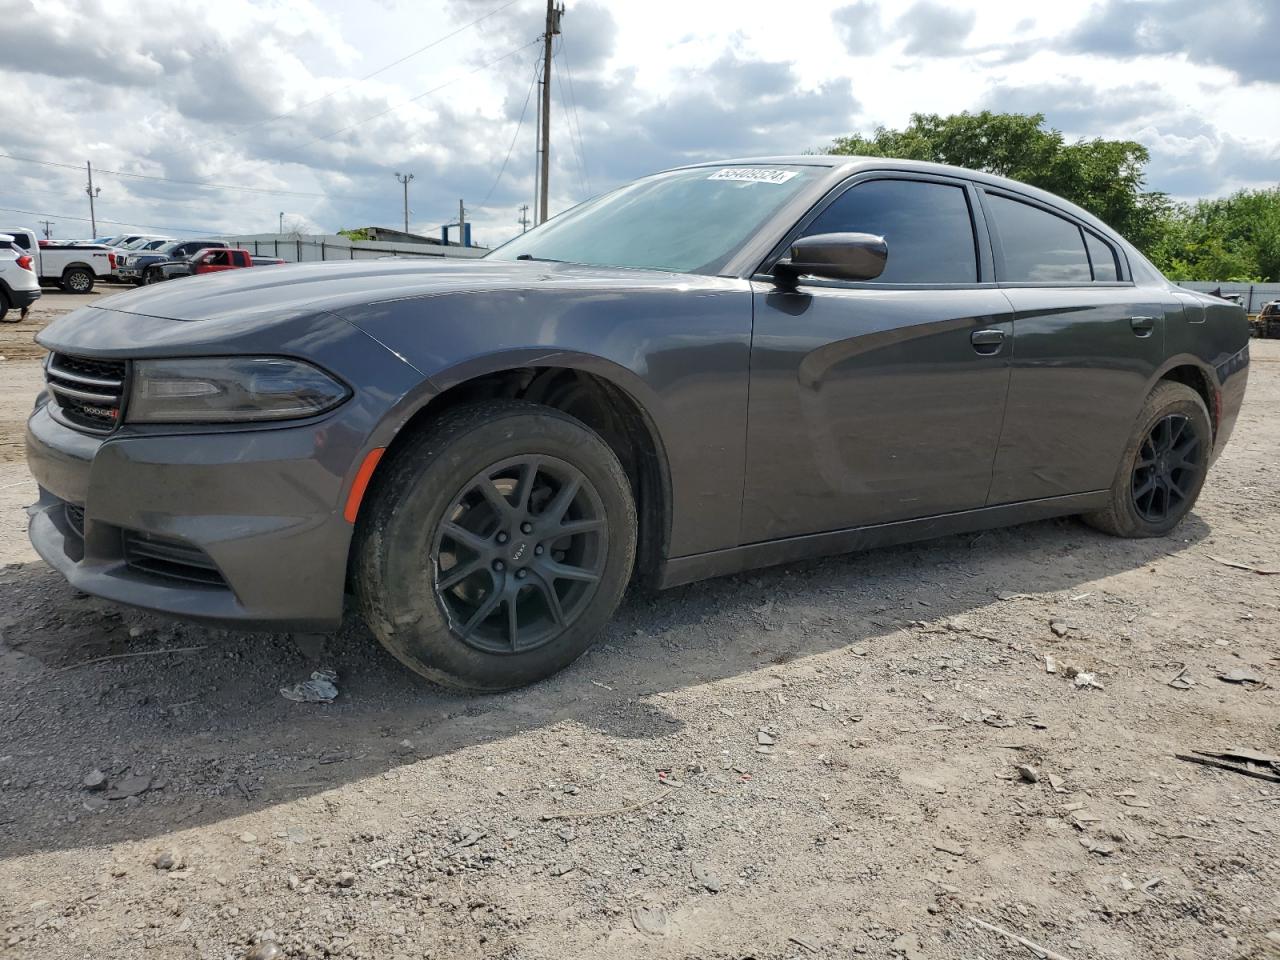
[708,168,799,185]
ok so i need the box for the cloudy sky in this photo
[1,0,1277,247]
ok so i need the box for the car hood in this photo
[35,257,723,357]
[76,258,696,323]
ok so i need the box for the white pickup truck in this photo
[0,227,115,293]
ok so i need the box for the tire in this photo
[0,291,9,322]
[61,267,94,294]
[355,400,637,691]
[1083,381,1212,538]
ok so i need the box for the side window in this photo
[802,179,977,284]
[985,193,1091,282]
[208,251,229,265]
[7,233,32,251]
[1084,230,1119,281]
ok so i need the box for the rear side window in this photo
[803,179,978,283]
[1084,231,1119,281]
[986,193,1091,283]
[7,233,32,251]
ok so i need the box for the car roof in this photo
[664,154,1119,240]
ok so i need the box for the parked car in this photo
[0,227,114,292]
[147,247,282,282]
[1254,301,1280,339]
[117,239,230,285]
[26,157,1250,691]
[0,233,41,321]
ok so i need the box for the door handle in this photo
[1130,315,1156,336]
[970,328,1006,355]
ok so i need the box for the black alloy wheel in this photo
[356,400,636,691]
[1131,414,1203,523]
[433,455,607,655]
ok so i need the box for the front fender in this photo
[339,283,754,557]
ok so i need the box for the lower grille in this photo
[123,531,227,588]
[46,353,127,433]
[64,502,86,539]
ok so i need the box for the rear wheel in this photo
[1083,381,1212,538]
[0,291,10,322]
[356,400,637,691]
[61,267,94,293]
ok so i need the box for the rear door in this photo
[983,190,1169,503]
[742,173,1016,542]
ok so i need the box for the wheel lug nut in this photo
[534,544,544,556]
[516,569,528,580]
[520,521,534,535]
[496,532,509,544]
[493,560,505,572]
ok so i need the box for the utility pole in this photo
[38,220,54,241]
[537,0,563,225]
[395,172,415,234]
[278,211,284,233]
[85,162,100,237]
[518,204,530,233]
[458,199,466,248]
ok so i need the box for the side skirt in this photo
[657,491,1109,589]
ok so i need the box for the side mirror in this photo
[774,232,887,284]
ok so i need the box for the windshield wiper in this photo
[515,254,562,262]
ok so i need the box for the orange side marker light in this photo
[344,447,386,523]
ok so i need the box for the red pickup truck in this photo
[146,248,285,283]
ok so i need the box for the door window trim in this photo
[752,171,997,290]
[978,187,1134,288]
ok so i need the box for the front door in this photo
[742,175,1014,543]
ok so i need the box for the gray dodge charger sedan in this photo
[27,157,1250,690]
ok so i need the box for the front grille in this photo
[46,353,127,433]
[123,530,227,588]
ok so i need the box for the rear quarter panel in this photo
[1164,290,1250,459]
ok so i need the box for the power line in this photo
[553,45,587,198]
[224,0,523,144]
[0,206,224,237]
[481,55,541,205]
[0,152,336,200]
[558,34,591,196]
[295,38,542,153]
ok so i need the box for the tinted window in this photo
[6,233,32,251]
[803,179,977,283]
[1084,231,1119,281]
[986,193,1090,282]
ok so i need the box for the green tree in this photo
[829,111,1167,248]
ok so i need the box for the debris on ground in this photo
[631,904,670,937]
[1016,763,1041,783]
[279,668,339,703]
[968,915,1074,960]
[1207,555,1280,575]
[1175,752,1280,784]
[1218,667,1265,689]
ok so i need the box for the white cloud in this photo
[0,0,1275,247]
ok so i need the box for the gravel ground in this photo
[1,297,1278,960]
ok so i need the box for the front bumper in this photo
[26,403,365,631]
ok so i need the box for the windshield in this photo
[487,164,822,274]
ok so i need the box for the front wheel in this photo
[1083,381,1212,538]
[61,268,94,293]
[355,400,637,691]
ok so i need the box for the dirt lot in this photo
[1,297,1278,960]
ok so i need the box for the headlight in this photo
[127,357,349,423]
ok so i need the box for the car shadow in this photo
[0,512,1209,860]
